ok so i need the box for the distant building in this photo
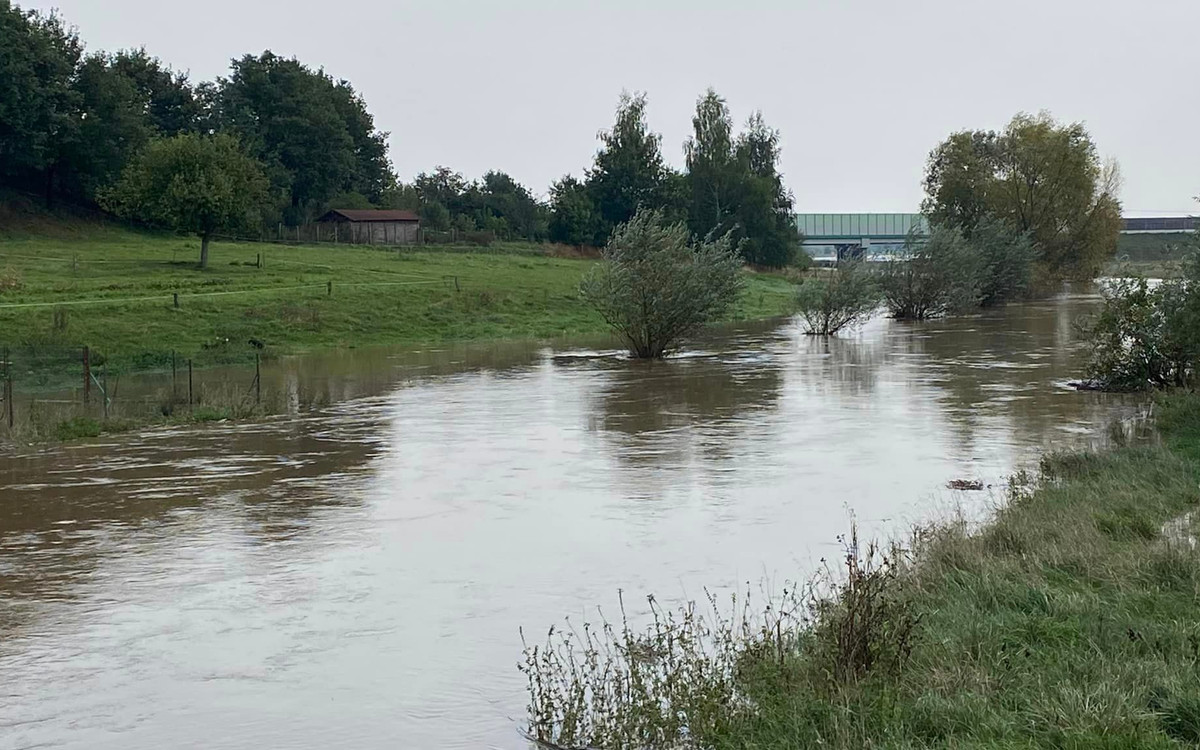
[1121,216,1197,234]
[317,209,421,245]
[794,213,928,262]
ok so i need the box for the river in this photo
[0,290,1137,749]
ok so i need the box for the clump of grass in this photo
[522,392,1200,748]
[520,528,916,749]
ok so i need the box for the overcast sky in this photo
[25,0,1200,215]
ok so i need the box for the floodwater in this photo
[1,290,1137,749]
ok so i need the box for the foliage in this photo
[685,90,798,267]
[411,166,548,241]
[923,112,1122,280]
[972,217,1036,306]
[548,175,601,246]
[210,52,391,222]
[1085,251,1200,390]
[0,1,81,200]
[524,393,1200,748]
[101,134,269,267]
[0,4,203,207]
[879,226,981,319]
[580,209,744,358]
[795,263,878,336]
[586,91,671,241]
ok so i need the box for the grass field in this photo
[0,217,798,376]
[525,394,1200,748]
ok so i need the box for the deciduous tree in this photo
[102,134,269,268]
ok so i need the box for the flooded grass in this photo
[523,393,1200,748]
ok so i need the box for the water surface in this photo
[0,292,1136,748]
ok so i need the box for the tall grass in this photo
[522,393,1200,748]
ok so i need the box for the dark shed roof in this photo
[319,209,421,223]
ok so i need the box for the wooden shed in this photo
[317,209,421,245]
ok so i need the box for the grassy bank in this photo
[524,394,1200,748]
[0,218,797,379]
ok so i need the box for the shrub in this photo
[972,217,1036,306]
[1084,250,1200,390]
[795,262,878,336]
[879,226,981,320]
[580,208,744,358]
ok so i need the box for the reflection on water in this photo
[0,290,1137,749]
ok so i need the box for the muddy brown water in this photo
[1,290,1138,749]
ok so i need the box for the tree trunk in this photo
[199,234,211,269]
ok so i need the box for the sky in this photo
[24,0,1200,215]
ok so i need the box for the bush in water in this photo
[1085,249,1200,390]
[795,262,879,336]
[879,225,981,320]
[580,208,743,358]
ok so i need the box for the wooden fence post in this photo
[255,353,261,405]
[3,347,11,430]
[327,281,333,297]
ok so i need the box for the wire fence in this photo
[0,344,293,442]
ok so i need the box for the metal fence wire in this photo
[0,344,268,441]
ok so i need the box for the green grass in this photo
[0,215,797,377]
[524,393,1200,748]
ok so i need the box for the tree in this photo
[685,92,799,268]
[733,113,798,267]
[879,226,981,320]
[684,89,739,240]
[212,52,394,222]
[581,209,744,358]
[0,1,81,203]
[586,92,669,237]
[796,262,879,335]
[102,134,269,268]
[922,112,1122,280]
[548,175,601,245]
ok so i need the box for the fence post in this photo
[83,346,90,405]
[327,280,332,297]
[257,252,262,269]
[3,347,11,430]
[173,292,180,309]
[171,350,177,401]
[255,353,261,405]
[188,359,193,409]
[455,276,460,292]
[102,365,108,421]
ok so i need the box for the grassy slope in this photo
[0,219,797,374]
[725,394,1200,748]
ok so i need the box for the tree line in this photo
[0,2,799,266]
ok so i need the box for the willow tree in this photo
[922,112,1121,280]
[102,133,268,268]
[581,209,743,358]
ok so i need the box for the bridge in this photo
[795,213,928,262]
[796,213,1197,262]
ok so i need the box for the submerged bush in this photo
[581,209,744,358]
[795,262,879,336]
[1085,249,1200,390]
[972,217,1036,306]
[879,226,981,320]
